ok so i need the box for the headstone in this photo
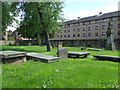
[57,48,68,60]
[81,47,86,50]
[57,42,63,49]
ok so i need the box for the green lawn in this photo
[1,45,119,88]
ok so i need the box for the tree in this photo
[13,2,64,51]
[105,21,116,51]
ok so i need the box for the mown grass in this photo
[1,45,119,88]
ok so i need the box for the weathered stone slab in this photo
[68,52,90,58]
[88,49,103,51]
[27,53,59,63]
[93,55,120,62]
[0,51,26,64]
[57,48,68,60]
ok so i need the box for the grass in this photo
[1,45,119,88]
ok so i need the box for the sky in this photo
[7,0,120,31]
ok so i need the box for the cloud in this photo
[64,3,118,20]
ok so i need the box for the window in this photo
[83,28,85,31]
[64,35,66,37]
[61,31,62,33]
[102,19,106,22]
[82,22,85,25]
[88,33,91,37]
[118,17,120,20]
[111,25,114,28]
[61,35,63,37]
[102,25,106,29]
[118,24,120,28]
[88,27,91,30]
[82,33,85,37]
[57,35,59,38]
[73,24,75,27]
[68,34,70,37]
[110,18,113,21]
[77,23,80,26]
[68,29,70,32]
[102,32,106,36]
[73,29,75,32]
[95,26,99,30]
[64,25,66,28]
[78,28,80,32]
[64,30,66,33]
[95,33,98,36]
[95,20,99,23]
[118,31,120,35]
[78,34,80,37]
[68,24,70,28]
[88,21,91,24]
[73,34,75,37]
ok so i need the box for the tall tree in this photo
[13,2,64,51]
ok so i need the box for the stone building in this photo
[50,11,120,49]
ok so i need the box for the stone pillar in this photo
[57,42,63,49]
[57,48,68,60]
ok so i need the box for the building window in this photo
[118,31,120,35]
[61,35,63,37]
[78,34,80,37]
[118,17,120,20]
[82,22,85,25]
[68,34,70,37]
[88,33,91,37]
[68,29,70,32]
[102,32,106,36]
[82,33,85,37]
[73,34,75,37]
[102,19,106,22]
[57,35,59,38]
[64,30,66,33]
[64,25,66,28]
[64,35,66,37]
[102,25,106,29]
[78,28,80,32]
[95,33,98,36]
[118,24,120,28]
[110,18,113,21]
[111,25,114,28]
[95,26,99,30]
[68,24,70,28]
[88,21,91,24]
[88,27,91,30]
[73,29,75,32]
[73,24,75,27]
[61,31,62,33]
[95,20,99,23]
[83,28,85,31]
[77,23,80,26]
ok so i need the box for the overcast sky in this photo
[7,0,120,31]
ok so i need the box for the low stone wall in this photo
[0,40,15,45]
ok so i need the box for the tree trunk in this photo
[45,32,51,51]
[37,34,41,46]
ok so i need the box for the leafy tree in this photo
[13,2,64,51]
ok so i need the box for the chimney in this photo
[99,12,102,15]
[78,17,80,19]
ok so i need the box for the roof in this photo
[65,11,120,24]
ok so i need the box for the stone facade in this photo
[50,11,120,49]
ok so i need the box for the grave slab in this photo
[68,52,90,58]
[27,53,59,63]
[0,51,26,64]
[88,49,103,51]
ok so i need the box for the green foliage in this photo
[2,45,119,88]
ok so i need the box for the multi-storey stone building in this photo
[50,11,120,48]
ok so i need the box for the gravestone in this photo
[81,47,86,50]
[57,48,68,60]
[57,42,63,49]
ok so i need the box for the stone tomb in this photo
[68,52,90,58]
[93,55,120,62]
[0,51,26,64]
[57,48,68,60]
[88,49,103,51]
[27,53,59,63]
